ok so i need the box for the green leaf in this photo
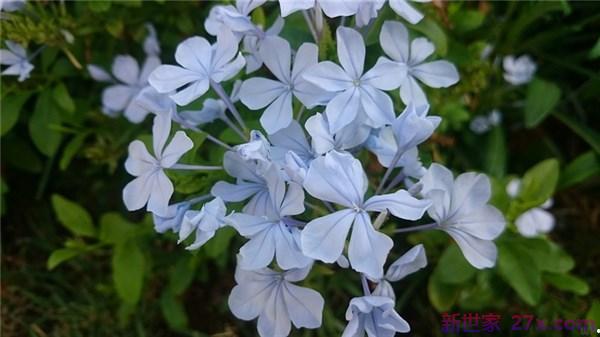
[51,194,96,237]
[544,273,589,296]
[160,291,188,330]
[1,92,31,136]
[484,127,506,178]
[427,272,460,312]
[29,91,63,157]
[498,241,542,305]
[88,1,111,12]
[47,248,81,270]
[559,151,600,189]
[586,301,600,326]
[99,212,137,245]
[450,9,486,33]
[59,133,88,170]
[434,245,477,284]
[525,78,561,128]
[52,83,76,114]
[518,158,559,208]
[588,37,600,59]
[112,240,145,304]
[204,227,237,259]
[3,136,43,173]
[412,18,448,56]
[516,237,574,273]
[168,255,196,295]
[553,111,600,153]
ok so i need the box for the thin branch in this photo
[210,80,248,135]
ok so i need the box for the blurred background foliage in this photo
[1,1,599,336]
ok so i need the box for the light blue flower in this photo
[178,197,227,250]
[380,20,459,105]
[0,0,25,12]
[0,41,34,82]
[149,28,245,106]
[303,26,403,133]
[389,0,431,24]
[227,165,312,270]
[503,55,536,85]
[228,265,324,337]
[305,112,371,155]
[242,17,284,74]
[372,244,427,300]
[355,0,386,27]
[211,151,272,216]
[204,0,266,36]
[506,179,555,237]
[122,114,193,216]
[143,23,161,56]
[152,200,192,233]
[88,54,161,123]
[418,163,506,269]
[301,151,430,278]
[342,295,410,336]
[239,37,327,134]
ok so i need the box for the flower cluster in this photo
[111,1,506,336]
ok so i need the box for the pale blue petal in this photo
[364,190,430,220]
[274,223,312,269]
[444,228,497,269]
[348,212,393,279]
[379,20,409,62]
[385,244,427,281]
[389,0,424,24]
[362,57,405,90]
[301,209,356,263]
[359,85,395,128]
[239,77,286,109]
[282,282,324,328]
[326,87,361,134]
[259,36,291,83]
[302,61,353,92]
[412,60,459,88]
[211,181,263,202]
[409,37,435,65]
[260,90,293,134]
[336,27,365,79]
[112,55,139,85]
[146,170,174,216]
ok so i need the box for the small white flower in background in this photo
[143,23,161,56]
[179,197,227,250]
[301,151,430,279]
[342,295,410,336]
[88,54,161,122]
[372,244,427,300]
[506,178,555,237]
[239,37,326,134]
[149,28,245,106]
[0,41,34,82]
[0,0,25,12]
[303,26,403,133]
[469,109,502,134]
[379,20,459,105]
[205,0,266,36]
[242,17,284,74]
[122,114,193,216]
[418,163,506,269]
[503,54,536,85]
[389,0,431,24]
[229,265,324,337]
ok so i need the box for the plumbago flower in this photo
[389,0,431,24]
[229,265,324,337]
[0,41,34,81]
[303,26,403,133]
[301,151,430,278]
[227,165,312,270]
[417,164,506,268]
[503,54,537,85]
[372,244,427,300]
[239,36,326,134]
[379,20,459,105]
[149,28,245,106]
[506,179,555,237]
[113,2,505,336]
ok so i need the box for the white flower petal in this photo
[301,209,356,263]
[337,26,365,79]
[348,212,393,279]
[412,60,459,88]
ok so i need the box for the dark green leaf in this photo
[99,212,137,245]
[559,151,600,189]
[519,158,559,208]
[168,255,196,295]
[484,127,506,178]
[1,92,31,136]
[525,78,561,128]
[59,133,88,170]
[51,194,96,237]
[88,1,111,12]
[544,273,589,295]
[434,245,477,284]
[498,241,542,305]
[53,83,76,114]
[29,91,63,157]
[112,240,145,304]
[160,291,188,330]
[427,272,460,312]
[450,10,486,33]
[553,111,600,153]
[47,248,81,270]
